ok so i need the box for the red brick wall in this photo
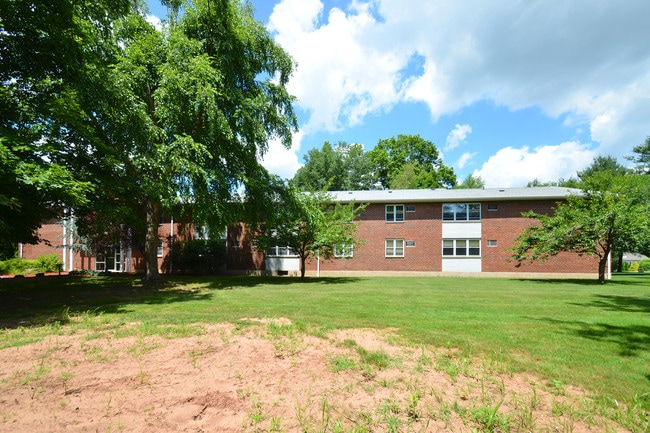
[308,202,444,272]
[20,219,63,260]
[481,200,597,273]
[306,199,598,275]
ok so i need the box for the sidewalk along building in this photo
[17,187,601,278]
[298,187,599,277]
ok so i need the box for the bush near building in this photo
[639,259,650,273]
[0,254,63,276]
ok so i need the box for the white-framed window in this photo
[487,239,498,247]
[386,204,405,222]
[405,240,416,247]
[385,239,404,257]
[334,244,354,258]
[194,225,210,240]
[405,205,416,213]
[487,203,498,211]
[442,239,481,256]
[157,240,164,257]
[266,246,297,257]
[442,203,481,221]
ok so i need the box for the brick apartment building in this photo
[17,187,601,278]
[300,187,598,277]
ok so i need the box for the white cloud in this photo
[145,14,163,30]
[474,142,597,188]
[446,124,472,150]
[456,152,476,170]
[259,132,304,180]
[268,0,650,160]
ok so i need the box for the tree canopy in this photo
[248,184,365,278]
[2,0,298,281]
[511,169,650,283]
[293,135,456,191]
[0,0,133,254]
[627,136,650,173]
[367,134,456,189]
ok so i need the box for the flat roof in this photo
[328,187,583,203]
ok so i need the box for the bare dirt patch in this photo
[0,320,629,432]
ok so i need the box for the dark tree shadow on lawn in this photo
[574,294,650,314]
[0,274,361,329]
[0,275,213,329]
[531,317,650,359]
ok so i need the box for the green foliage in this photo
[367,134,456,189]
[638,259,650,273]
[166,239,227,275]
[511,171,650,283]
[627,136,650,173]
[455,174,486,189]
[36,254,63,273]
[0,254,62,275]
[248,184,366,278]
[2,0,297,283]
[628,262,640,272]
[292,141,375,191]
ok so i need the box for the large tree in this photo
[0,1,133,251]
[511,171,650,283]
[249,185,365,278]
[367,134,456,189]
[4,1,297,281]
[292,141,375,191]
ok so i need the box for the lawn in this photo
[1,273,649,429]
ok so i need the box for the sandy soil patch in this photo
[0,319,628,432]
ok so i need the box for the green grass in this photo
[1,273,649,413]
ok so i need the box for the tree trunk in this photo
[598,256,607,284]
[616,251,623,273]
[300,255,306,279]
[143,197,161,283]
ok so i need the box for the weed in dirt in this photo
[269,416,284,433]
[329,355,356,372]
[469,399,510,432]
[59,371,74,394]
[357,347,392,370]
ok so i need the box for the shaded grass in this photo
[1,273,649,413]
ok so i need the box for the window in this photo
[487,239,498,247]
[386,205,404,222]
[487,203,498,211]
[385,239,404,257]
[157,240,164,257]
[405,240,416,247]
[442,239,481,256]
[442,203,481,221]
[405,205,416,213]
[230,241,241,248]
[266,246,297,256]
[334,244,354,257]
[194,225,210,240]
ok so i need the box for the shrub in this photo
[639,259,650,273]
[629,262,639,272]
[0,254,63,275]
[36,254,63,272]
[0,258,39,275]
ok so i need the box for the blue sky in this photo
[146,0,650,187]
